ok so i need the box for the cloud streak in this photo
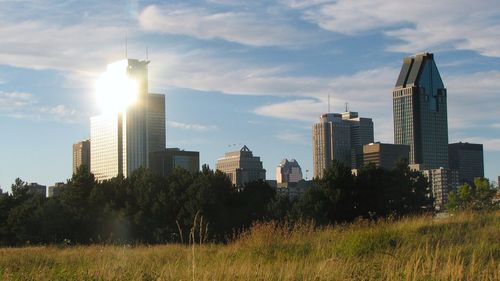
[138,4,316,47]
[286,0,500,57]
[167,121,218,131]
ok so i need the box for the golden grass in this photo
[0,211,498,280]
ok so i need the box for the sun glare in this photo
[95,60,139,114]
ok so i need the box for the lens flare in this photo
[95,60,138,114]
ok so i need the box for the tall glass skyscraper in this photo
[393,53,449,169]
[90,59,165,181]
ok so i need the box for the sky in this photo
[1,0,499,192]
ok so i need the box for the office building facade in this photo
[363,142,410,170]
[90,59,166,181]
[393,53,449,170]
[448,142,484,186]
[72,139,90,174]
[276,159,303,183]
[48,182,65,197]
[216,145,266,186]
[150,148,200,177]
[312,112,373,178]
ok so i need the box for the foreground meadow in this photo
[0,211,498,281]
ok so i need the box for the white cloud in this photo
[167,121,218,131]
[275,129,309,145]
[286,0,500,57]
[138,4,315,47]
[0,91,81,123]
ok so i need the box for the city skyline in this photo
[1,1,500,191]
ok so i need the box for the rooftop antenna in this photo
[345,102,349,112]
[328,94,331,113]
[125,33,128,58]
[146,46,149,61]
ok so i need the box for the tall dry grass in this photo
[0,211,498,280]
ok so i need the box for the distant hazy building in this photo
[363,142,410,170]
[216,145,266,186]
[448,142,484,186]
[73,139,90,174]
[0,187,3,195]
[312,112,373,178]
[28,183,46,197]
[48,182,65,197]
[393,53,449,170]
[150,148,200,177]
[90,59,166,181]
[421,168,459,210]
[276,159,303,183]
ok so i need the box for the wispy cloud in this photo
[0,91,81,123]
[138,4,316,47]
[286,0,500,57]
[167,121,218,131]
[275,129,309,145]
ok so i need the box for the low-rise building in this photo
[149,148,200,177]
[419,168,459,210]
[276,180,312,199]
[48,182,65,197]
[28,183,46,197]
[363,142,410,170]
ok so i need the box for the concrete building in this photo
[150,148,200,177]
[363,142,410,170]
[28,183,46,197]
[90,59,166,181]
[48,182,65,197]
[421,168,459,210]
[276,159,303,183]
[393,53,449,170]
[73,139,90,174]
[216,145,266,186]
[449,142,484,186]
[312,112,373,178]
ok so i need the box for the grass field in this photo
[0,211,498,280]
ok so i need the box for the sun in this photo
[95,60,139,114]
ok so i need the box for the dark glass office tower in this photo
[393,53,449,169]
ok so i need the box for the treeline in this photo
[0,161,433,245]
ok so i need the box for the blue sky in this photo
[1,0,500,192]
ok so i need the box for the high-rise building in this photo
[312,111,373,178]
[393,52,449,170]
[276,159,303,183]
[216,145,266,186]
[448,142,484,186]
[150,148,200,177]
[90,59,166,181]
[363,142,410,170]
[73,139,90,174]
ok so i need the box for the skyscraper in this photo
[90,59,166,181]
[216,145,266,186]
[448,142,484,185]
[150,148,200,177]
[72,139,90,174]
[312,111,373,178]
[393,53,449,169]
[363,142,410,170]
[276,159,303,183]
